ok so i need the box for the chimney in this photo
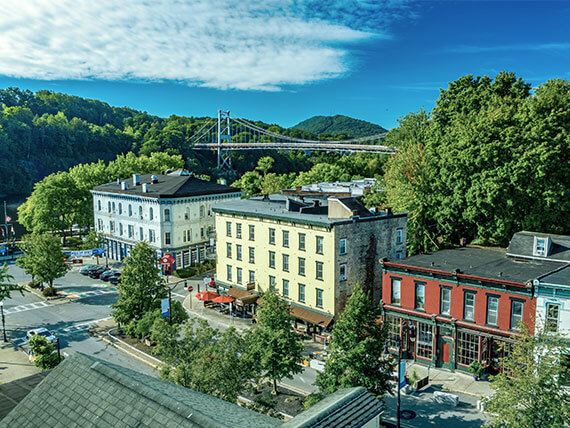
[151,175,158,184]
[133,174,140,186]
[142,183,149,193]
[385,207,392,216]
[121,182,128,190]
[312,200,320,207]
[117,178,122,184]
[296,186,301,192]
[262,194,270,201]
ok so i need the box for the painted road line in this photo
[4,301,49,315]
[60,317,113,334]
[63,289,117,300]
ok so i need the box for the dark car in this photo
[100,270,119,281]
[109,273,121,285]
[88,266,110,279]
[80,264,97,275]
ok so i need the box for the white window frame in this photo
[339,238,347,255]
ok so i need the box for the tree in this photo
[151,318,251,403]
[17,233,69,289]
[316,284,394,396]
[28,335,62,371]
[255,156,275,175]
[484,322,570,427]
[245,288,304,394]
[0,263,23,301]
[112,242,164,327]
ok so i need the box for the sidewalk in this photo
[405,360,493,398]
[182,293,253,332]
[0,341,39,384]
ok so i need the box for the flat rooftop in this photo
[392,246,562,284]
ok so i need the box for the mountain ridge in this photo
[291,115,387,138]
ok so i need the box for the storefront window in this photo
[416,322,433,359]
[457,331,479,366]
[386,315,400,348]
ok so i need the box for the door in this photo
[436,326,454,370]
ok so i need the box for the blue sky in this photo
[0,1,568,129]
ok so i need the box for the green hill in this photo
[291,115,387,138]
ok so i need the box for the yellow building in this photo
[212,195,406,334]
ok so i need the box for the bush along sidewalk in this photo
[174,260,216,279]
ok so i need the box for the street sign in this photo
[161,298,170,318]
[159,254,175,265]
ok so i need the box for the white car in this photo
[26,328,57,344]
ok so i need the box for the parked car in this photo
[109,273,121,285]
[100,269,119,281]
[88,266,110,279]
[80,264,97,275]
[26,328,57,344]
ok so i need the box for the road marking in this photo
[61,289,117,300]
[4,301,49,315]
[60,317,113,334]
[171,292,186,298]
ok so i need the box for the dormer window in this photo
[533,236,550,257]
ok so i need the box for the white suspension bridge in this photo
[190,110,395,169]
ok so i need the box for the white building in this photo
[91,170,241,268]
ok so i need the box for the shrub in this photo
[303,393,325,410]
[28,281,40,289]
[42,287,57,297]
[254,393,276,409]
[28,335,62,371]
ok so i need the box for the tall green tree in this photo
[244,288,304,394]
[0,263,23,301]
[17,233,69,289]
[112,242,164,327]
[484,322,570,427]
[316,284,394,396]
[151,318,251,403]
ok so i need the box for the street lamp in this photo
[0,301,7,343]
[385,337,403,428]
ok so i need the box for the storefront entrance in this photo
[436,326,454,370]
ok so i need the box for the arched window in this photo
[149,207,154,221]
[108,201,111,212]
[118,203,122,215]
[128,204,132,216]
[139,206,143,219]
[199,205,205,218]
[97,200,101,211]
[112,202,116,213]
[164,209,171,222]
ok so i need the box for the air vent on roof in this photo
[142,183,149,193]
[117,178,121,184]
[151,175,158,184]
[121,182,128,190]
[133,174,140,186]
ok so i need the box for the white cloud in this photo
[0,0,409,91]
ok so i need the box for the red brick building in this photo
[380,247,560,374]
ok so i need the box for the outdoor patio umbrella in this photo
[195,290,220,302]
[212,295,235,304]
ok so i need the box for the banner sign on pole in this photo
[161,298,170,318]
[399,361,407,389]
[64,248,105,258]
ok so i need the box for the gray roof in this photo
[507,231,570,263]
[212,195,403,228]
[392,247,562,284]
[1,353,277,428]
[281,387,383,428]
[538,264,570,286]
[92,173,240,199]
[0,372,48,421]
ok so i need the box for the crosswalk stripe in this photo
[4,301,49,315]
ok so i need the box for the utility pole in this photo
[397,337,402,428]
[1,302,7,343]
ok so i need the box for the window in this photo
[118,203,122,215]
[269,275,276,290]
[226,243,232,258]
[283,279,289,297]
[226,221,232,237]
[128,204,132,216]
[236,268,243,284]
[464,292,476,321]
[457,331,479,366]
[440,287,451,316]
[486,296,499,326]
[236,223,242,238]
[200,228,204,239]
[269,228,275,245]
[391,278,401,305]
[110,221,115,233]
[386,315,400,348]
[226,265,232,281]
[108,201,111,212]
[339,264,347,281]
[236,244,242,261]
[316,289,323,308]
[165,232,171,245]
[112,202,116,213]
[97,219,103,231]
[200,205,205,217]
[298,233,306,251]
[249,247,255,263]
[298,284,305,303]
[184,208,189,220]
[149,229,155,242]
[139,206,143,219]
[546,303,560,332]
[396,228,403,244]
[415,283,425,310]
[283,254,290,272]
[249,225,255,241]
[149,207,154,221]
[119,223,123,236]
[128,225,133,238]
[511,300,524,330]
[534,237,547,256]
[269,251,275,268]
[316,236,323,254]
[416,322,433,359]
[183,229,192,243]
[283,230,289,247]
[396,251,403,259]
[248,270,255,284]
[97,200,101,211]
[139,227,143,240]
[315,261,323,280]
[339,238,347,255]
[164,209,170,222]
[298,257,305,276]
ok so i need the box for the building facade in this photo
[380,247,561,374]
[91,171,241,268]
[213,195,406,333]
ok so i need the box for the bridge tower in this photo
[217,110,232,169]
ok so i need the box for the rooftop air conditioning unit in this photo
[142,183,149,193]
[121,182,128,190]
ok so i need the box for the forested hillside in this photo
[292,115,387,137]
